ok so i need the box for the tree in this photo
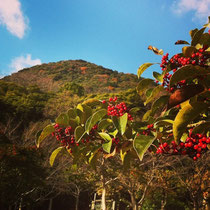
[36,17,210,210]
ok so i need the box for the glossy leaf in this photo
[146,88,153,98]
[98,119,113,131]
[175,40,190,45]
[133,134,156,161]
[144,85,165,105]
[192,121,210,134]
[137,63,154,78]
[182,46,196,57]
[98,132,112,141]
[85,109,107,133]
[173,102,208,142]
[74,126,85,142]
[189,28,198,39]
[102,140,112,153]
[77,104,92,124]
[151,95,169,115]
[89,147,101,170]
[36,125,55,147]
[69,119,79,129]
[167,84,204,110]
[191,27,206,46]
[203,16,210,27]
[55,113,69,127]
[169,65,209,88]
[136,78,154,96]
[199,33,210,45]
[112,113,128,135]
[104,147,116,159]
[153,71,163,83]
[67,108,77,119]
[50,147,64,166]
[154,119,173,128]
[148,45,164,55]
[142,110,152,121]
[82,99,101,107]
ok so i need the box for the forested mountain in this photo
[2,59,139,93]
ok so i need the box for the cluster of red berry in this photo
[142,124,155,136]
[112,137,120,145]
[159,46,209,92]
[103,97,133,121]
[52,123,98,151]
[156,133,209,160]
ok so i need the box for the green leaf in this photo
[203,16,210,27]
[146,88,153,98]
[55,113,69,127]
[153,71,163,83]
[133,134,156,161]
[82,99,101,107]
[119,113,128,135]
[154,119,173,128]
[50,147,64,166]
[142,110,152,121]
[89,147,101,170]
[191,27,206,46]
[182,46,196,57]
[137,63,155,78]
[36,125,55,147]
[67,108,77,119]
[199,33,210,46]
[98,119,113,131]
[169,65,210,88]
[136,79,154,96]
[74,126,85,142]
[98,132,113,141]
[69,119,79,130]
[173,102,208,143]
[175,40,190,45]
[192,121,210,134]
[102,140,112,153]
[190,28,198,39]
[129,107,141,115]
[112,113,128,135]
[85,109,107,133]
[144,85,165,105]
[124,125,133,139]
[151,95,169,115]
[76,104,92,124]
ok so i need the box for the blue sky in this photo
[0,0,209,78]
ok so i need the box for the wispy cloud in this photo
[10,54,41,73]
[172,0,210,22]
[0,0,28,38]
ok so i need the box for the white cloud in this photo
[10,54,41,73]
[172,0,210,21]
[0,0,28,38]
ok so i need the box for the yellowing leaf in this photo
[136,79,154,96]
[36,125,55,147]
[50,147,64,166]
[137,63,154,78]
[173,102,208,143]
[148,45,164,55]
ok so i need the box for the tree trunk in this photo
[101,173,106,210]
[129,191,137,210]
[160,191,167,210]
[75,194,79,210]
[18,198,22,210]
[192,195,199,210]
[48,198,53,210]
